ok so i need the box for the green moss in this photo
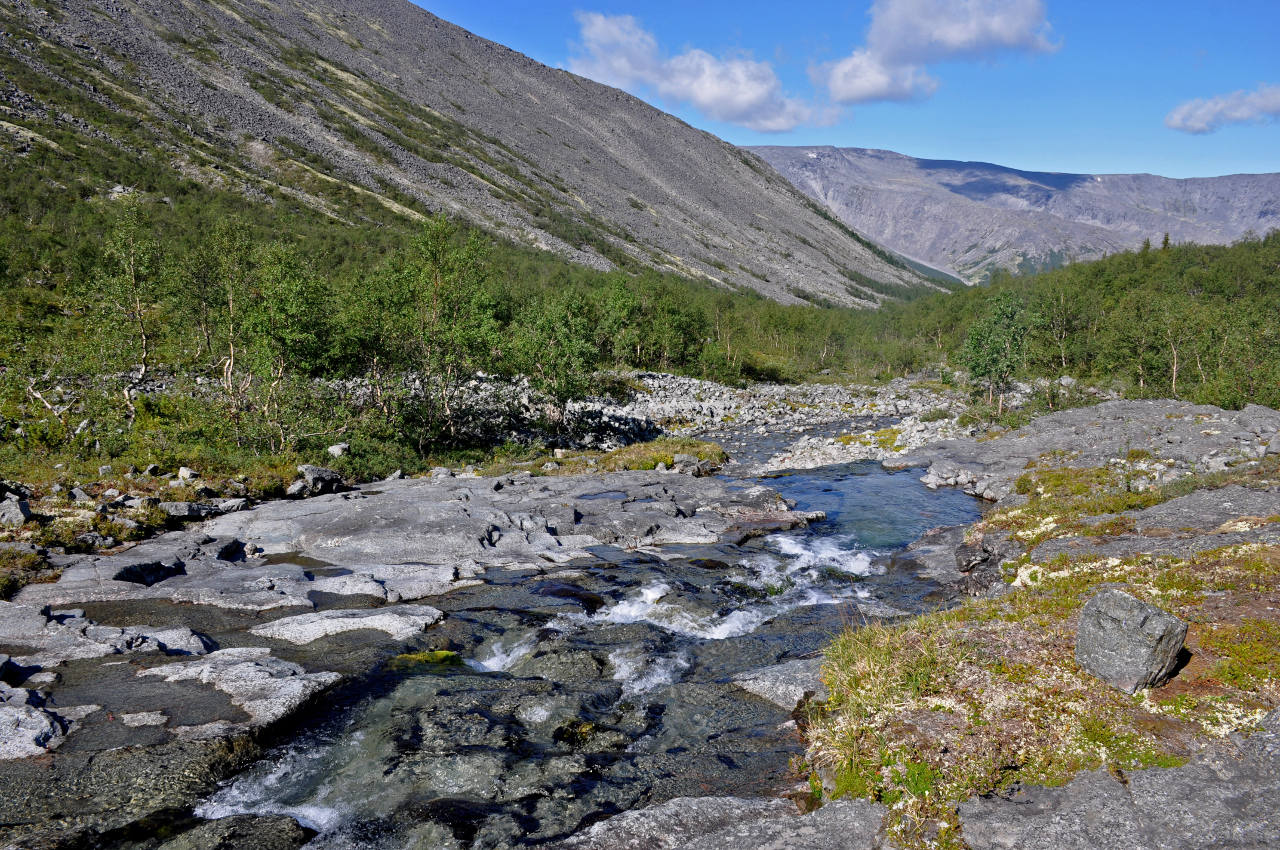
[388,649,463,670]
[1201,619,1280,689]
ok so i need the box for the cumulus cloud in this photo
[1165,84,1280,134]
[824,0,1057,104]
[569,12,813,132]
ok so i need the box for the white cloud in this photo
[827,50,936,103]
[823,0,1056,104]
[1165,83,1280,134]
[569,12,813,132]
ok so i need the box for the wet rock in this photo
[158,814,313,850]
[157,809,312,850]
[1075,589,1187,694]
[138,648,341,728]
[249,605,443,644]
[732,657,827,710]
[0,600,214,668]
[0,735,264,845]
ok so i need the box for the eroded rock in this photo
[249,605,444,645]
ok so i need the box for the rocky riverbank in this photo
[0,467,822,847]
[1,378,1278,849]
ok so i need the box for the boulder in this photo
[0,499,32,529]
[292,464,344,497]
[0,703,66,759]
[1075,589,1187,693]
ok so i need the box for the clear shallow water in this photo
[197,461,982,848]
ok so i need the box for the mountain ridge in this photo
[0,0,947,305]
[752,145,1280,284]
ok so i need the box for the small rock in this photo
[98,465,112,477]
[177,467,198,481]
[385,469,405,481]
[327,442,349,459]
[1075,589,1188,693]
[142,464,160,476]
[542,462,559,471]
[70,487,91,502]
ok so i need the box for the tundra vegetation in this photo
[808,454,1280,849]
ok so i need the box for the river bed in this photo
[196,460,982,848]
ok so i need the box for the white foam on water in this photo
[595,583,769,639]
[770,533,880,576]
[609,648,691,696]
[466,633,537,672]
[196,737,349,833]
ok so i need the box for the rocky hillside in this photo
[753,146,1280,284]
[0,1,947,306]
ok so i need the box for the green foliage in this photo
[962,291,1028,397]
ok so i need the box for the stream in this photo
[195,459,982,848]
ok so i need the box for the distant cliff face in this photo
[0,0,945,305]
[753,146,1280,284]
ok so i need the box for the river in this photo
[195,460,982,848]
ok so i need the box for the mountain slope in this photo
[753,146,1280,284]
[0,0,946,306]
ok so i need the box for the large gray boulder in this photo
[1075,589,1187,693]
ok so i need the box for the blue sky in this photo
[411,1,1278,178]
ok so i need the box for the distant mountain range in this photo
[753,146,1280,284]
[0,0,947,306]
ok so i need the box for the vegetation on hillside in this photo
[843,232,1280,411]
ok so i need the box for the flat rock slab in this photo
[960,712,1280,849]
[249,605,443,644]
[0,600,213,669]
[205,471,812,564]
[139,648,341,731]
[1128,484,1280,532]
[551,796,886,849]
[893,400,1280,502]
[17,472,815,612]
[732,657,828,710]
